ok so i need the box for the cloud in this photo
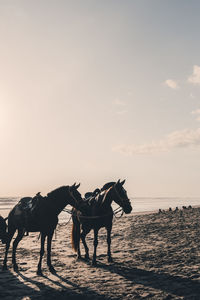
[164,79,179,89]
[116,110,127,115]
[112,98,127,115]
[191,109,200,121]
[113,98,126,106]
[190,93,195,99]
[127,91,133,96]
[113,128,200,155]
[191,109,200,115]
[188,65,200,85]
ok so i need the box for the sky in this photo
[1,0,200,197]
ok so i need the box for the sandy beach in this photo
[1,207,200,300]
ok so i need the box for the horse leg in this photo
[12,228,24,272]
[77,239,81,260]
[106,225,113,263]
[92,228,99,266]
[80,227,90,260]
[47,231,56,274]
[76,224,81,260]
[2,229,15,270]
[37,233,46,276]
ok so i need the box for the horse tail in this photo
[71,219,80,252]
[0,215,8,244]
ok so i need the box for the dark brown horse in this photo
[71,180,132,266]
[0,215,8,244]
[3,183,83,275]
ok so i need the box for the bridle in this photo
[68,187,81,206]
[113,184,129,207]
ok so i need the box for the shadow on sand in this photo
[0,268,115,300]
[96,260,200,298]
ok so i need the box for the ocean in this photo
[0,196,200,222]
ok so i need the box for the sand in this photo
[1,207,200,300]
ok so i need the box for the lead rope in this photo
[114,207,124,219]
[65,215,72,225]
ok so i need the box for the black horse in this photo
[71,179,132,266]
[3,183,83,275]
[0,215,8,244]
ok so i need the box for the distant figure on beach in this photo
[175,207,179,212]
[182,206,187,210]
[188,205,192,209]
[158,209,162,213]
[169,207,172,211]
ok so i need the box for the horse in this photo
[0,216,8,244]
[2,183,83,275]
[71,179,132,266]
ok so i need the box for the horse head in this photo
[68,183,84,208]
[0,216,8,244]
[112,179,132,214]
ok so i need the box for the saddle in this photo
[19,193,43,213]
[84,188,102,206]
[18,193,44,229]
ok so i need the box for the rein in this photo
[63,206,123,220]
[68,189,80,206]
[113,184,127,206]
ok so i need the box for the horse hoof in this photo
[2,265,8,271]
[13,266,19,273]
[49,266,56,274]
[36,270,43,276]
[76,255,82,261]
[108,257,113,263]
[92,260,97,267]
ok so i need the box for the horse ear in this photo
[75,183,80,189]
[121,179,125,186]
[72,182,76,187]
[117,179,120,184]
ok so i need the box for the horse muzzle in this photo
[123,205,132,214]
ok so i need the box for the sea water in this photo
[0,197,200,223]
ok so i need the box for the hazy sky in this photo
[1,0,200,197]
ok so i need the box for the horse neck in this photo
[109,187,125,209]
[47,191,82,215]
[101,189,113,208]
[58,193,83,212]
[47,196,69,216]
[68,196,87,212]
[67,196,81,210]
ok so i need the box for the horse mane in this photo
[101,182,115,192]
[47,186,69,200]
